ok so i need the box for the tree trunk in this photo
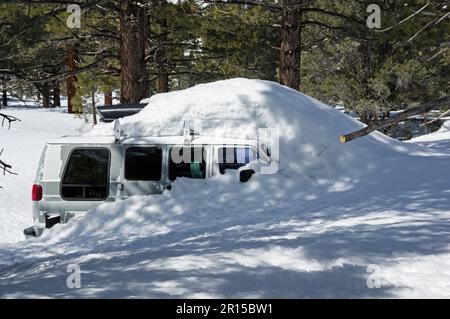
[119,0,149,103]
[92,90,97,125]
[1,76,6,108]
[41,83,50,108]
[53,81,61,107]
[340,96,450,143]
[156,6,169,93]
[279,0,301,90]
[104,90,113,105]
[2,89,6,108]
[65,45,80,114]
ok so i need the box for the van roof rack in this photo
[113,120,128,143]
[182,120,201,144]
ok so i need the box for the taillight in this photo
[32,184,43,201]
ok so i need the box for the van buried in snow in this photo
[24,121,272,237]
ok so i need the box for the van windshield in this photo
[61,148,109,200]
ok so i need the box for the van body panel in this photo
[36,143,122,220]
[28,134,270,237]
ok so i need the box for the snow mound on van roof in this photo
[93,78,362,139]
[91,78,410,179]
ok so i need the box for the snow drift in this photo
[21,78,448,248]
[92,78,416,182]
[21,78,450,245]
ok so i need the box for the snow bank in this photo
[29,78,439,246]
[92,78,411,181]
[0,107,87,244]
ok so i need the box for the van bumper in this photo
[24,214,62,238]
[23,226,44,238]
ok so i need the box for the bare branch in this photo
[340,96,450,143]
[0,114,20,188]
[0,157,17,176]
[375,2,431,33]
[0,113,21,129]
[420,108,450,126]
[408,10,449,43]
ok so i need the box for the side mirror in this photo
[239,169,255,183]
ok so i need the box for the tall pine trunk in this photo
[2,89,6,108]
[156,19,169,93]
[156,2,169,93]
[279,0,301,90]
[119,0,149,103]
[41,83,50,108]
[104,90,113,105]
[1,76,5,108]
[53,81,61,107]
[92,90,97,125]
[66,45,80,114]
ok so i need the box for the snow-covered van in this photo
[24,122,270,237]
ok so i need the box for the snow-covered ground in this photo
[0,79,449,298]
[0,101,90,243]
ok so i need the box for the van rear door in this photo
[40,144,120,215]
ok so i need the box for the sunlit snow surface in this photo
[1,79,449,298]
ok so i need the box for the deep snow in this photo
[0,79,450,298]
[0,104,88,243]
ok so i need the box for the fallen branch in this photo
[0,158,16,175]
[340,96,450,143]
[420,108,450,126]
[0,113,21,129]
[0,149,17,176]
[0,115,20,189]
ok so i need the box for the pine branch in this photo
[301,7,364,25]
[0,54,114,90]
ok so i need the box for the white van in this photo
[24,125,270,237]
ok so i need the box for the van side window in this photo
[61,148,109,200]
[218,147,256,174]
[169,147,206,181]
[125,147,162,181]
